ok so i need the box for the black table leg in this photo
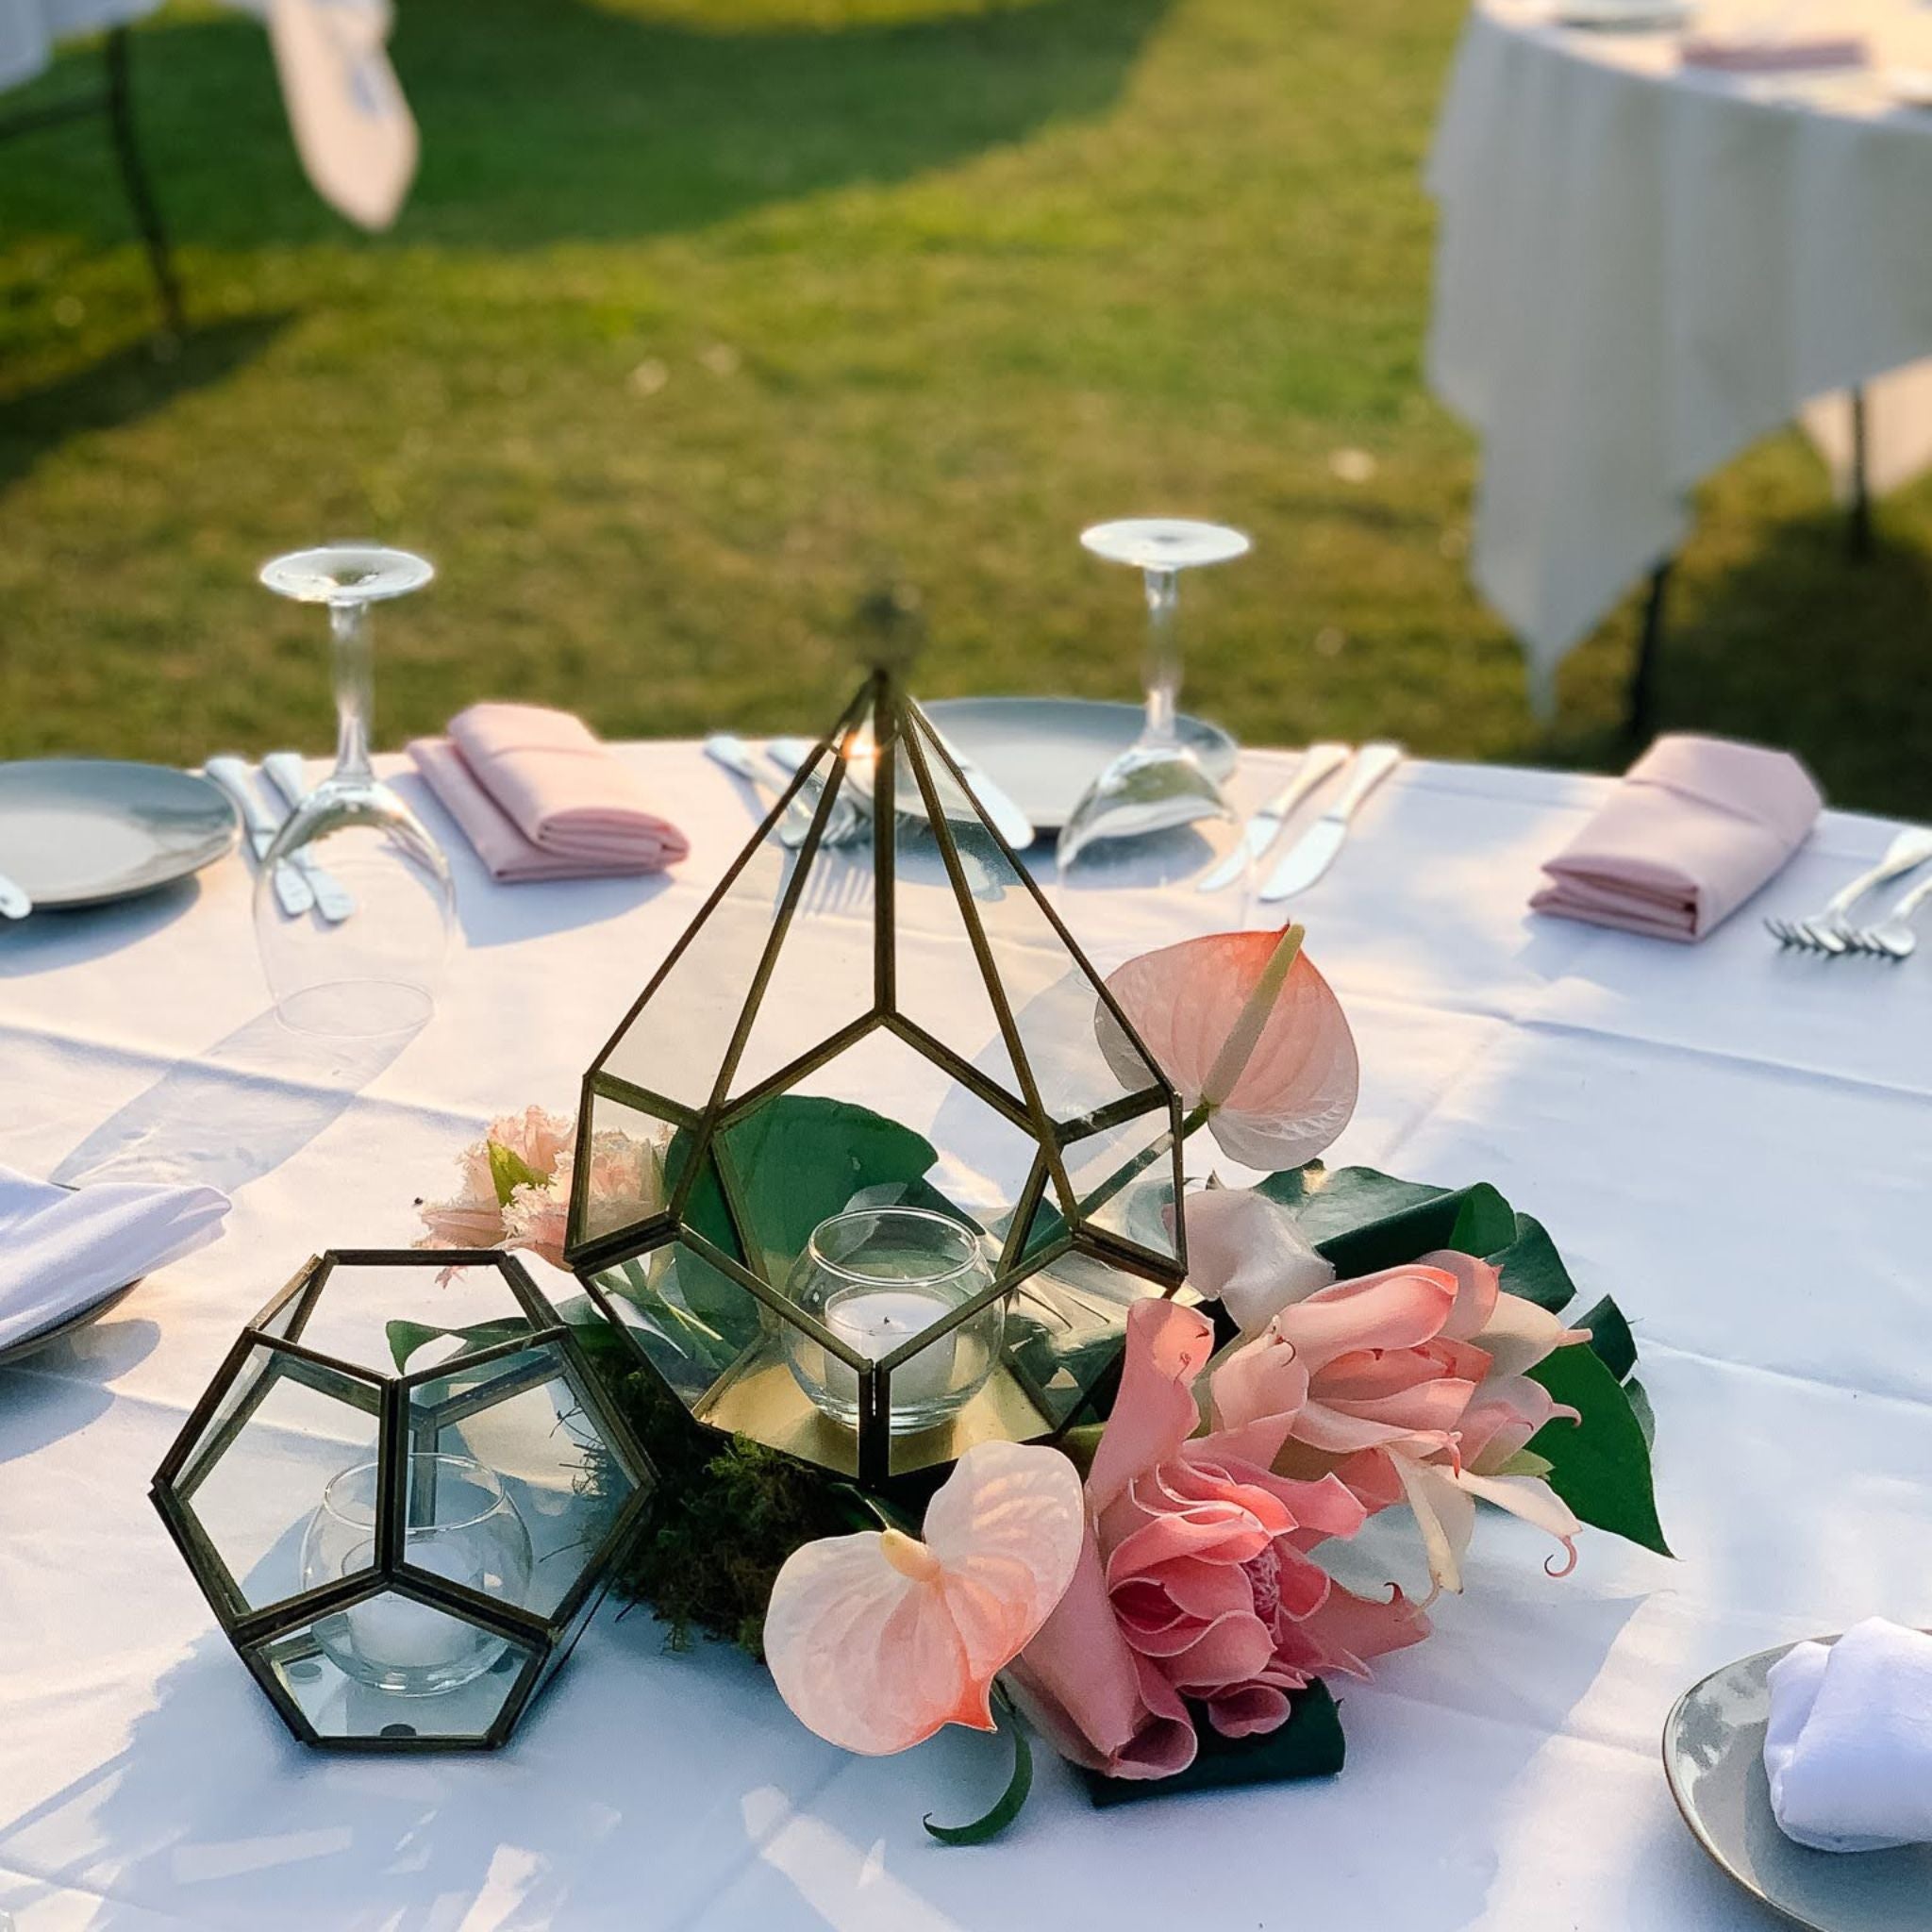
[1628,560,1671,741]
[104,25,183,336]
[1848,385,1874,559]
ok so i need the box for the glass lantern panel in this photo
[252,1600,538,1743]
[901,707,1165,1131]
[295,1257,541,1380]
[725,765,875,1103]
[1004,1244,1178,1430]
[713,1025,1044,1284]
[890,768,1026,1109]
[405,1341,642,1622]
[173,1342,382,1613]
[575,1087,679,1250]
[586,1239,764,1415]
[884,1291,1057,1478]
[1062,1106,1182,1262]
[596,739,843,1112]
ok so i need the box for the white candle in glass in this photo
[819,1284,960,1412]
[346,1540,482,1672]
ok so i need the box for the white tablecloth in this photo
[1429,0,1932,699]
[2,741,1929,1930]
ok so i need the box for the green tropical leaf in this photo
[1082,1679,1345,1807]
[1528,1342,1671,1557]
[1257,1165,1513,1278]
[660,1094,939,1329]
[1574,1294,1637,1382]
[1488,1212,1577,1315]
[384,1313,535,1374]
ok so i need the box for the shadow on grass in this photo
[0,311,292,495]
[1,0,1172,254]
[1528,506,1932,816]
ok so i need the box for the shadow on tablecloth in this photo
[50,1007,414,1195]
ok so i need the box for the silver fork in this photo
[704,734,858,848]
[1764,827,1932,953]
[1842,872,1932,959]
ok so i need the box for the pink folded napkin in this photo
[1531,734,1822,941]
[408,703,689,882]
[1681,36,1867,75]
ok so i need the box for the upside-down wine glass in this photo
[256,544,454,1038]
[1058,518,1253,884]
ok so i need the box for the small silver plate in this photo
[1664,1632,1932,1931]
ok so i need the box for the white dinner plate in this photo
[1664,1633,1932,1931]
[913,697,1238,831]
[0,760,239,911]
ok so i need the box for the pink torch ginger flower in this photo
[1211,1248,1591,1597]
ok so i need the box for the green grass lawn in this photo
[4,0,1930,813]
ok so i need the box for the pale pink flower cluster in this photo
[416,1105,663,1273]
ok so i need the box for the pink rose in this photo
[1010,1299,1428,1781]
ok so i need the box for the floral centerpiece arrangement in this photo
[416,924,1666,1838]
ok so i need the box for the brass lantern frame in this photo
[150,1248,656,1752]
[563,667,1191,1488]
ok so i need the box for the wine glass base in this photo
[1057,743,1237,871]
[275,979,435,1040]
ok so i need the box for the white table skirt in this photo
[1428,0,1932,700]
[2,740,1929,1930]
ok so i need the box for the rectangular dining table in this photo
[1,741,1927,1931]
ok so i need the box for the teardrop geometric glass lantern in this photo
[564,667,1191,1489]
[151,1249,654,1750]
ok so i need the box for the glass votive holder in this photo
[782,1207,1001,1433]
[300,1454,533,1696]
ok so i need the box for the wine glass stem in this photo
[1141,566,1180,748]
[330,599,375,781]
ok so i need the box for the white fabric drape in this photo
[1429,0,1932,702]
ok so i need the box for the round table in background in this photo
[1428,0,1932,705]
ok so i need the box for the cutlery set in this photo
[708,732,1039,854]
[1765,826,1932,959]
[1200,741,1404,901]
[706,729,1403,898]
[205,755,355,923]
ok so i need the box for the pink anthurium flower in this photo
[1104,925,1358,1171]
[763,1441,1084,1757]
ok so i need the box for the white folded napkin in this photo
[0,1164,231,1352]
[1766,1619,1932,1853]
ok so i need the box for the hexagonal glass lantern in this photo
[151,1249,654,1750]
[563,668,1191,1488]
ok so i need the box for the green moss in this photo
[597,1364,869,1657]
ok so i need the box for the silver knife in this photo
[924,730,1036,852]
[0,870,30,920]
[1198,741,1350,892]
[1258,741,1404,902]
[261,752,357,923]
[705,734,822,847]
[204,756,315,917]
